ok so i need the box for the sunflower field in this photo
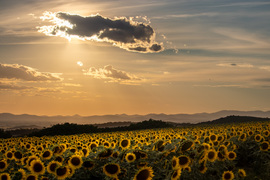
[1,121,270,180]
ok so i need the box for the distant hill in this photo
[198,115,270,125]
[0,110,270,129]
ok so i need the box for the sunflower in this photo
[26,155,38,169]
[47,161,61,175]
[238,133,247,141]
[137,162,148,169]
[82,160,95,170]
[54,156,64,163]
[209,134,217,142]
[260,141,269,151]
[120,139,130,149]
[171,156,179,170]
[98,148,113,159]
[5,151,13,160]
[180,140,194,152]
[55,166,70,180]
[41,150,53,160]
[89,142,98,150]
[30,159,45,175]
[217,151,226,161]
[206,149,217,162]
[171,168,181,180]
[226,151,237,161]
[25,174,38,180]
[222,171,234,180]
[133,166,154,180]
[254,134,263,142]
[103,163,121,178]
[68,154,83,169]
[178,155,190,168]
[0,173,11,180]
[81,148,89,157]
[125,153,136,163]
[238,169,246,178]
[14,151,23,161]
[198,162,207,174]
[0,160,8,172]
[184,166,191,172]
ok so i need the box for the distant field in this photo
[1,121,270,179]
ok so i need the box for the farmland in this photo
[1,120,270,180]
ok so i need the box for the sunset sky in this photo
[0,0,270,116]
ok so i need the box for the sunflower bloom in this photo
[206,149,217,162]
[178,155,190,169]
[120,139,130,149]
[260,141,269,151]
[222,171,234,180]
[133,166,154,180]
[47,161,62,175]
[0,160,8,172]
[103,163,121,178]
[238,169,246,178]
[55,166,70,180]
[125,153,136,163]
[226,151,237,161]
[171,169,181,180]
[0,173,11,180]
[68,154,83,169]
[30,159,45,175]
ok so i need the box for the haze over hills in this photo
[1,110,270,129]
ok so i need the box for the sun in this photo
[77,61,83,67]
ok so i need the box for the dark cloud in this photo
[39,12,164,53]
[0,64,62,81]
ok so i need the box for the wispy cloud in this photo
[0,82,32,90]
[38,12,164,53]
[217,63,254,68]
[83,65,142,84]
[0,63,62,81]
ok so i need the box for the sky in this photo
[0,0,270,116]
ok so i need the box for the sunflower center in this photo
[14,152,22,159]
[56,167,68,176]
[43,151,51,158]
[26,175,36,180]
[71,157,81,166]
[0,162,6,169]
[7,152,13,158]
[261,142,269,150]
[136,169,150,180]
[1,175,8,180]
[181,141,193,151]
[121,140,129,147]
[83,161,94,168]
[128,155,134,161]
[33,162,43,172]
[172,171,178,178]
[208,151,215,159]
[179,156,188,165]
[49,163,57,172]
[224,172,231,179]
[228,153,235,159]
[105,164,119,174]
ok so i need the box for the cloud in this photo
[84,65,142,83]
[0,82,32,90]
[217,63,254,68]
[0,64,62,81]
[38,12,164,53]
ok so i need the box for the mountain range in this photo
[1,110,270,130]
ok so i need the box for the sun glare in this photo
[77,61,83,67]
